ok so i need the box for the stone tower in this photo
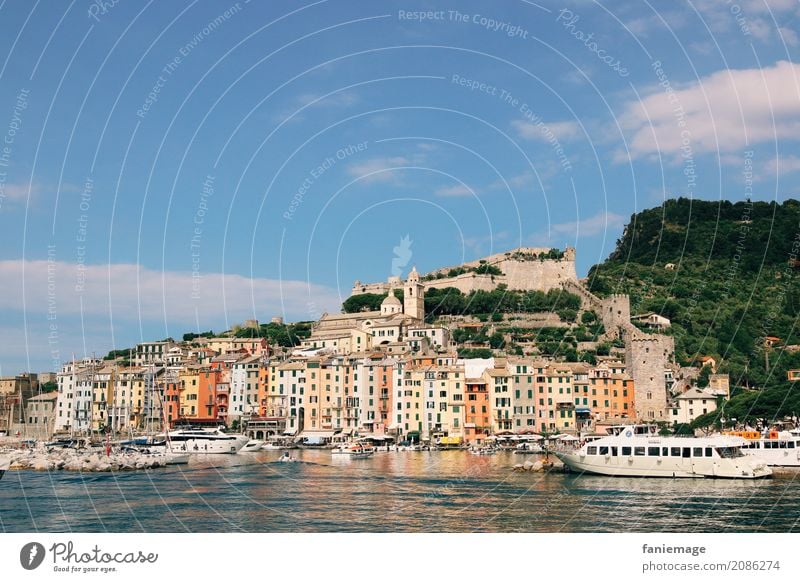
[625,331,674,421]
[601,294,631,339]
[404,266,425,321]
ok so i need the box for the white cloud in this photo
[779,26,800,46]
[345,155,423,184]
[749,17,774,41]
[434,184,475,197]
[0,260,341,324]
[0,181,41,206]
[512,119,581,142]
[297,91,360,109]
[765,155,800,176]
[742,0,798,12]
[551,211,626,238]
[618,61,800,160]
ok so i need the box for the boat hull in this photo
[0,456,10,480]
[556,451,771,479]
[168,435,249,454]
[240,440,265,453]
[743,448,800,467]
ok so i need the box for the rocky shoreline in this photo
[3,448,168,472]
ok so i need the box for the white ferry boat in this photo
[164,427,249,454]
[555,425,771,479]
[729,430,800,467]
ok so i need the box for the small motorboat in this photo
[278,452,296,462]
[332,442,375,458]
[469,447,496,456]
[240,439,265,453]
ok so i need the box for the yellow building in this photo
[179,367,202,419]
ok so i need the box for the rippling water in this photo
[2,450,799,532]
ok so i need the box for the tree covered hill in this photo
[588,197,800,400]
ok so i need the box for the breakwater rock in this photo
[5,449,167,472]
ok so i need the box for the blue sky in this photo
[1,0,799,374]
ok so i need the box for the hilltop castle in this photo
[352,246,577,296]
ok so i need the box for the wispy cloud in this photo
[345,153,430,185]
[0,181,41,206]
[765,155,800,176]
[618,61,800,160]
[434,184,475,197]
[0,260,341,324]
[297,91,360,109]
[512,119,581,142]
[550,211,626,238]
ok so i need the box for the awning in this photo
[340,428,354,436]
[283,427,298,435]
[439,436,462,445]
[575,407,591,413]
[300,430,336,439]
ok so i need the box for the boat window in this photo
[611,447,618,456]
[670,447,681,457]
[662,447,669,456]
[682,447,691,458]
[779,441,788,449]
[647,447,660,456]
[716,447,744,459]
[692,447,703,457]
[587,446,597,455]
[634,447,645,456]
[705,448,713,457]
[621,446,632,456]
[599,446,609,455]
[789,442,795,449]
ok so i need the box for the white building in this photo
[55,358,100,433]
[134,341,176,366]
[230,355,262,423]
[670,388,719,424]
[407,326,451,351]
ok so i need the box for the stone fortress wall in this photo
[351,247,578,296]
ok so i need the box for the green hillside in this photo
[587,197,800,423]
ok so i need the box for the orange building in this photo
[589,369,634,420]
[195,368,223,422]
[464,379,491,445]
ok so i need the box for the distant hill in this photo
[587,197,800,416]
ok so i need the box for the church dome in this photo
[381,292,402,316]
[382,293,401,306]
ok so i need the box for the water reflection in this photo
[1,449,798,532]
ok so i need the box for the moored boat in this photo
[556,424,771,479]
[0,455,10,480]
[332,442,375,458]
[164,426,249,454]
[240,439,265,453]
[727,430,800,467]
